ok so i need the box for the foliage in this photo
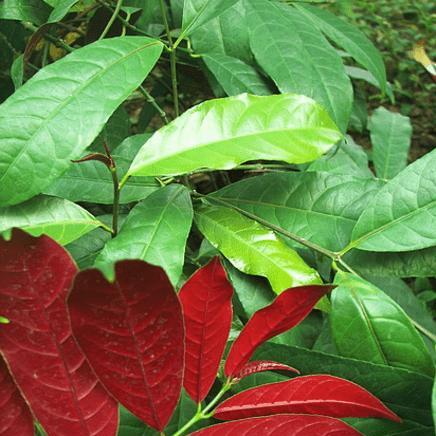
[0,0,434,435]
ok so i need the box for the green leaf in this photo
[95,184,193,285]
[245,0,353,131]
[369,107,412,179]
[0,0,51,24]
[0,195,104,245]
[202,53,271,96]
[308,137,373,178]
[212,171,381,252]
[44,134,158,204]
[47,0,78,22]
[181,0,240,38]
[252,342,433,425]
[127,93,341,178]
[194,203,321,293]
[0,36,163,206]
[347,149,436,252]
[10,54,23,89]
[331,272,434,377]
[296,4,387,93]
[344,418,433,436]
[433,378,436,428]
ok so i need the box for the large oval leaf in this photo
[0,356,34,436]
[179,257,234,403]
[95,184,193,285]
[0,36,163,206]
[346,149,436,252]
[68,260,184,432]
[0,229,118,436]
[0,195,105,245]
[224,285,332,377]
[195,204,321,294]
[331,272,434,377]
[214,375,400,422]
[245,0,352,132]
[192,414,361,435]
[212,172,382,252]
[127,93,341,178]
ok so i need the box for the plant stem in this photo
[110,167,120,237]
[159,0,180,117]
[139,85,169,124]
[99,0,124,40]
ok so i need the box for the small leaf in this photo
[224,285,332,377]
[127,93,341,178]
[215,375,400,422]
[0,229,118,436]
[195,204,322,294]
[10,54,24,89]
[179,257,234,403]
[68,260,184,432]
[368,107,412,179]
[0,356,34,436]
[232,360,299,381]
[0,195,104,245]
[192,414,361,435]
[47,0,79,22]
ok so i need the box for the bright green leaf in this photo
[127,93,342,178]
[331,272,434,377]
[0,36,163,206]
[10,54,23,89]
[47,0,78,22]
[369,107,412,179]
[245,0,353,131]
[347,149,436,252]
[0,0,51,24]
[0,195,104,245]
[95,184,193,285]
[194,203,321,293]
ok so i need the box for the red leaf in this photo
[68,260,184,432]
[232,360,299,381]
[179,257,233,403]
[191,414,362,435]
[214,375,400,422]
[224,285,333,377]
[0,229,118,436]
[0,356,33,436]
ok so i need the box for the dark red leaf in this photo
[179,257,233,403]
[232,360,299,381]
[224,285,333,377]
[0,229,118,436]
[191,414,362,435]
[214,375,400,422]
[68,260,184,432]
[0,356,34,436]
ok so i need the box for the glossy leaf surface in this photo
[368,107,412,179]
[127,93,341,178]
[331,272,434,377]
[179,257,234,403]
[348,149,436,252]
[0,229,118,435]
[224,285,332,376]
[192,414,361,435]
[0,195,103,245]
[297,4,387,92]
[215,375,399,422]
[0,36,163,206]
[96,184,192,285]
[0,356,34,436]
[245,0,352,131]
[195,204,321,294]
[68,260,184,432]
[212,172,381,252]
[233,360,299,381]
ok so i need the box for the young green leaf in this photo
[347,149,436,252]
[331,272,434,377]
[195,204,322,294]
[245,0,352,131]
[127,93,341,178]
[0,195,105,245]
[0,36,163,206]
[369,107,412,179]
[96,184,193,285]
[47,0,79,23]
